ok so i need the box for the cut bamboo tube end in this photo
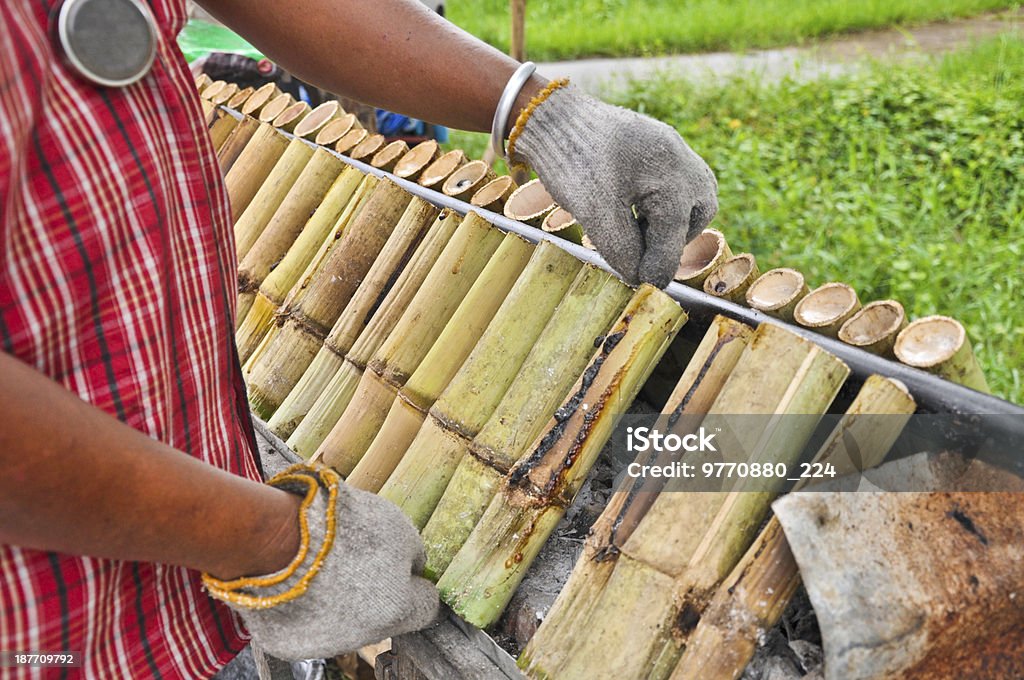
[201,80,227,100]
[441,160,496,202]
[744,267,808,321]
[335,128,369,155]
[273,100,311,132]
[542,206,585,245]
[210,82,239,106]
[504,178,557,227]
[241,82,282,117]
[226,86,255,110]
[794,282,861,338]
[371,140,410,172]
[314,113,357,146]
[349,133,385,162]
[292,100,342,139]
[675,229,732,287]
[258,93,295,124]
[703,253,759,304]
[418,149,467,190]
[894,315,990,392]
[394,140,441,181]
[195,73,212,91]
[470,176,517,213]
[838,299,907,357]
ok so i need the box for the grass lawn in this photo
[448,0,1019,60]
[448,35,1024,403]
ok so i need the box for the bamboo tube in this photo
[394,140,440,181]
[675,229,732,287]
[894,315,989,392]
[200,99,217,126]
[545,323,849,680]
[838,300,906,357]
[317,213,505,474]
[369,241,581,508]
[236,170,372,355]
[258,93,295,124]
[349,134,385,162]
[266,198,441,438]
[370,140,410,172]
[216,116,261,169]
[245,180,416,419]
[195,73,212,91]
[470,176,517,213]
[223,123,290,220]
[437,286,687,628]
[421,266,633,578]
[744,268,808,321]
[226,86,255,110]
[520,315,753,677]
[314,113,357,147]
[233,138,315,260]
[208,113,240,152]
[201,80,226,100]
[794,282,861,338]
[272,100,311,132]
[241,82,282,117]
[418,149,466,191]
[541,206,585,244]
[292,100,342,139]
[703,253,759,304]
[347,233,540,492]
[668,375,915,680]
[236,148,345,315]
[441,160,496,202]
[210,82,239,106]
[287,212,463,457]
[504,178,557,227]
[335,128,369,155]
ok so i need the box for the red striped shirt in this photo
[1,1,261,677]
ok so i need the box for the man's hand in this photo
[204,464,439,660]
[510,83,718,288]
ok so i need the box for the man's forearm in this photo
[196,0,545,133]
[0,352,300,580]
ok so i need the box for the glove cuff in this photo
[506,77,570,167]
[202,463,339,610]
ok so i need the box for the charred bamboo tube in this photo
[549,323,849,680]
[470,176,517,213]
[669,375,915,680]
[195,73,212,91]
[208,113,240,152]
[418,149,466,191]
[201,80,226,100]
[349,134,385,162]
[236,148,345,317]
[233,138,316,260]
[793,282,861,338]
[223,123,290,220]
[674,229,731,287]
[273,100,311,132]
[394,140,441,181]
[266,198,441,438]
[216,116,261,170]
[226,86,255,110]
[504,178,557,227]
[314,113,357,147]
[245,180,415,419]
[519,315,753,676]
[370,140,410,172]
[441,160,496,202]
[838,300,906,357]
[346,233,540,492]
[744,268,808,321]
[286,212,463,457]
[894,315,989,392]
[335,128,369,155]
[421,266,633,578]
[437,286,688,628]
[292,100,342,140]
[210,82,239,106]
[316,213,505,474]
[542,207,585,244]
[236,170,373,355]
[241,82,282,117]
[258,93,295,124]
[703,253,759,304]
[370,241,582,508]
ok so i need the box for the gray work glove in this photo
[203,464,439,661]
[510,82,718,288]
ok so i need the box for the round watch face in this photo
[57,0,158,88]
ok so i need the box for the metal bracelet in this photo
[490,61,537,159]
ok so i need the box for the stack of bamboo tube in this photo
[196,77,997,678]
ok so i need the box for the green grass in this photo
[448,0,1019,60]
[449,35,1024,403]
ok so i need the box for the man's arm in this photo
[0,351,300,580]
